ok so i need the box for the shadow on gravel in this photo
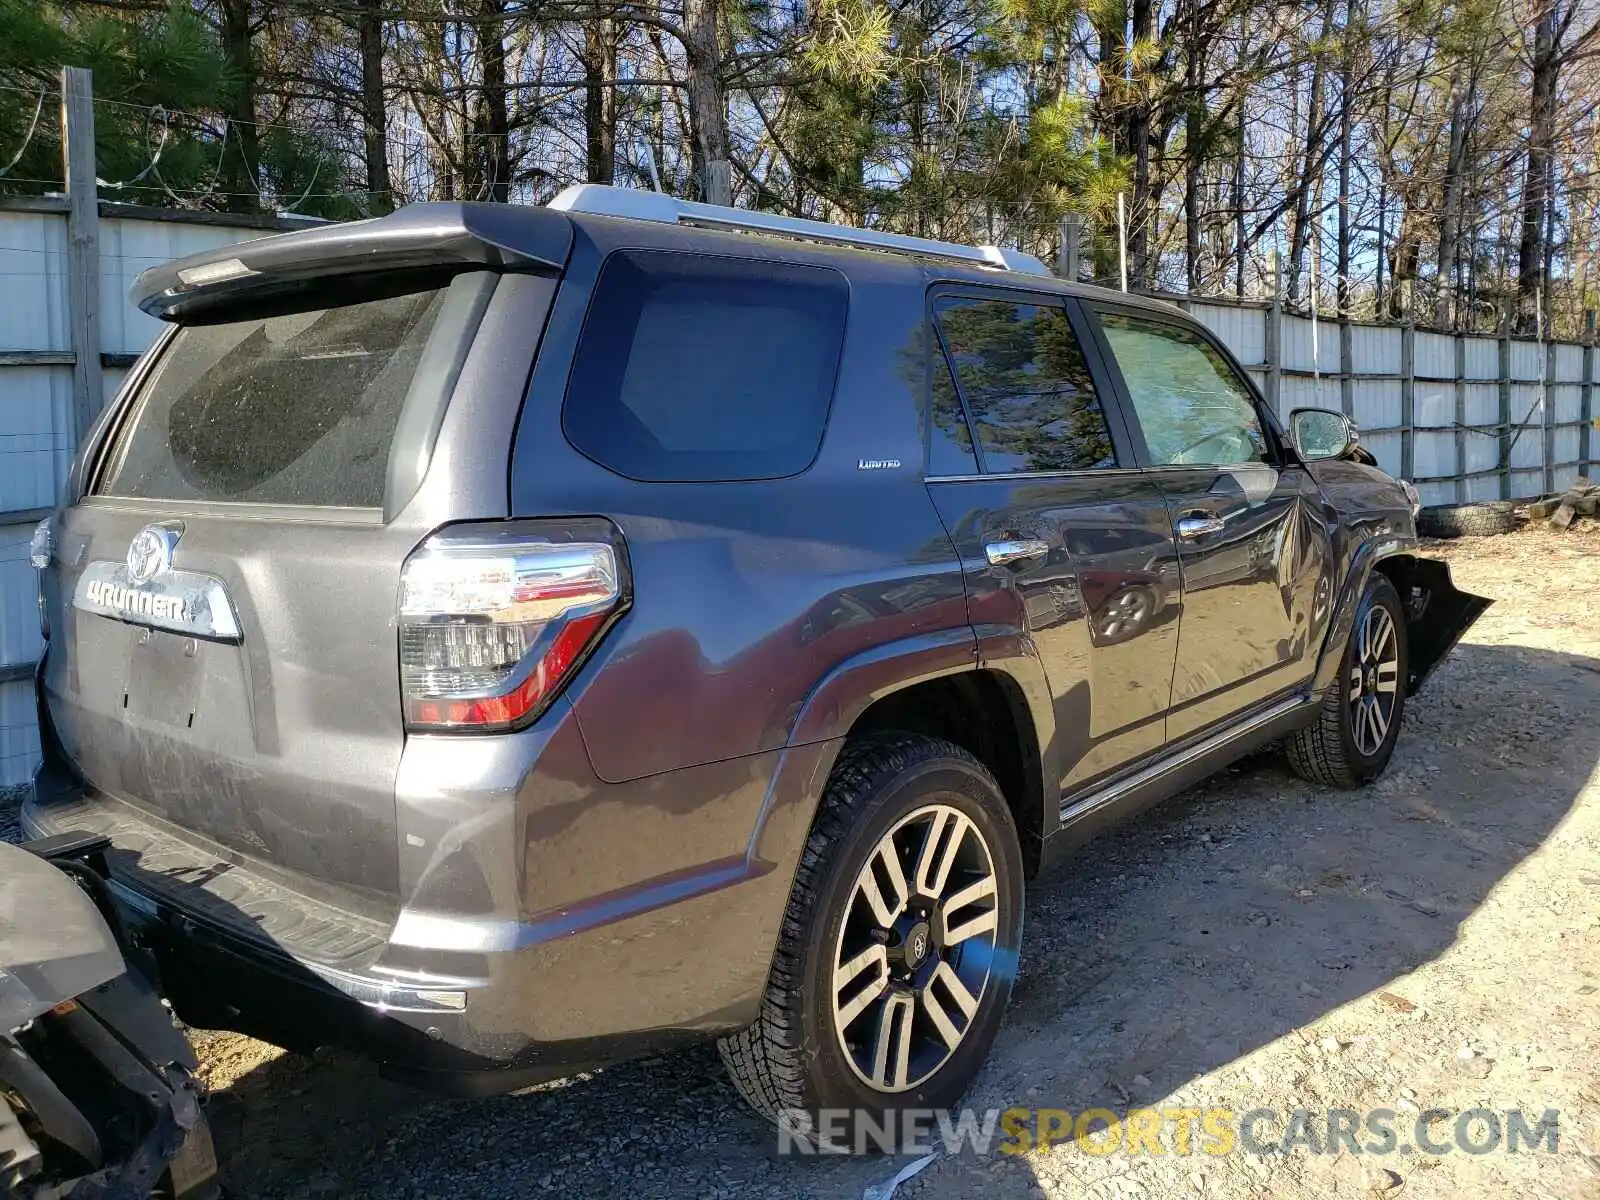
[9,642,1598,1199]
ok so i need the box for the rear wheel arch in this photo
[843,669,1048,876]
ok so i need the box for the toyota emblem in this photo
[126,522,183,585]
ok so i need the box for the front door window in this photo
[1097,312,1268,468]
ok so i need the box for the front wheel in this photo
[718,734,1024,1147]
[1285,572,1408,788]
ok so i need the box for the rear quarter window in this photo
[97,287,448,508]
[561,250,849,482]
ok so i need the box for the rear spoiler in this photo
[132,202,574,321]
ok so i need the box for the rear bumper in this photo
[19,792,504,1086]
[24,707,841,1095]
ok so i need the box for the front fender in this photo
[1313,533,1413,694]
[1314,545,1491,696]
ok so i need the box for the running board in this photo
[1058,693,1316,824]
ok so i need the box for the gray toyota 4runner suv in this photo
[24,186,1489,1132]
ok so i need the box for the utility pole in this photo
[1117,193,1128,293]
[1057,214,1083,281]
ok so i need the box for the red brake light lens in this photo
[399,526,626,732]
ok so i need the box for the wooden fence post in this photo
[1264,250,1282,417]
[1399,280,1416,483]
[60,65,102,450]
[1057,213,1083,282]
[1582,310,1596,481]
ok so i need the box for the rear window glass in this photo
[562,250,848,482]
[98,288,447,507]
[933,296,1115,473]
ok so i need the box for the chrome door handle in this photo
[1175,515,1226,540]
[985,538,1050,566]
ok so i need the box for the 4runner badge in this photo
[74,521,242,642]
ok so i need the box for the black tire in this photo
[1416,500,1517,539]
[718,733,1024,1149]
[1285,573,1408,789]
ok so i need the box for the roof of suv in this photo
[132,189,1183,322]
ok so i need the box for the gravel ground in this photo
[0,784,22,844]
[5,522,1599,1200]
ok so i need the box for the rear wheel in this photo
[1285,573,1408,788]
[718,733,1024,1148]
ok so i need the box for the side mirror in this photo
[1290,407,1358,461]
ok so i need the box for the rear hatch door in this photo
[37,238,556,915]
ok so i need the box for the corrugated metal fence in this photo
[0,199,1595,786]
[0,194,306,784]
[1180,295,1596,508]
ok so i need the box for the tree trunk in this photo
[1184,134,1202,292]
[356,0,391,214]
[218,0,261,212]
[1126,0,1154,288]
[582,6,618,184]
[683,0,730,204]
[1375,180,1386,311]
[1336,0,1358,316]
[477,0,510,203]
[1389,211,1422,320]
[1183,0,1203,292]
[1435,64,1469,327]
[1235,75,1247,297]
[1286,0,1333,304]
[1517,0,1559,333]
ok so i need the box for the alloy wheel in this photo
[830,804,1001,1093]
[1348,603,1400,755]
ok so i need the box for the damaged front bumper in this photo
[1394,556,1492,694]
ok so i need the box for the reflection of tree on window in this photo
[933,298,1115,474]
[896,323,977,476]
[930,331,975,459]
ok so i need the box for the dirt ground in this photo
[10,521,1600,1199]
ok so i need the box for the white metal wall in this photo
[1182,302,1594,509]
[0,203,281,785]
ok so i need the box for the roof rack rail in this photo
[547,184,1053,277]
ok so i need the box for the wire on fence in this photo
[0,86,46,181]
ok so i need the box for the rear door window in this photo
[932,296,1116,473]
[561,250,848,482]
[98,287,448,508]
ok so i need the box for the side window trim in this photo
[924,284,1139,478]
[925,304,987,475]
[1061,296,1143,471]
[1082,301,1286,469]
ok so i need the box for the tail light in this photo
[399,521,629,732]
